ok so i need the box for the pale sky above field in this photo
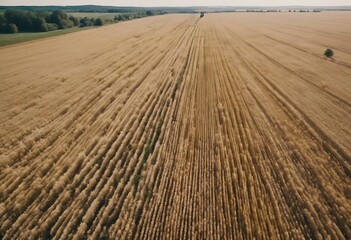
[0,0,350,7]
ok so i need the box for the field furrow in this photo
[1,12,350,239]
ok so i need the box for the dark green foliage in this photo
[45,23,59,31]
[4,9,32,31]
[69,15,79,26]
[49,11,75,29]
[324,48,334,58]
[79,17,95,27]
[40,22,48,32]
[0,15,7,33]
[116,15,124,21]
[79,17,106,28]
[6,23,18,33]
[4,10,47,31]
[113,12,151,23]
[110,10,165,24]
[1,9,78,33]
[0,5,194,14]
[94,18,104,26]
[62,19,75,29]
[32,16,45,30]
[0,14,7,25]
[48,10,65,27]
[36,11,50,19]
[200,12,205,18]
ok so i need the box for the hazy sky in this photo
[0,0,350,6]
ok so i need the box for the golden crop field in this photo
[0,12,350,239]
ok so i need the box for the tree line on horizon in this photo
[0,10,82,33]
[0,9,166,34]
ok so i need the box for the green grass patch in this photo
[0,27,93,47]
[68,12,118,21]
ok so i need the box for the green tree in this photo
[40,23,49,32]
[49,10,67,29]
[324,48,334,58]
[32,17,46,31]
[0,14,7,25]
[0,14,7,33]
[80,17,93,27]
[46,23,59,31]
[69,15,79,26]
[5,9,34,31]
[94,18,104,26]
[116,15,126,21]
[7,23,18,33]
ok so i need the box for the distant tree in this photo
[69,15,79,26]
[94,18,104,26]
[46,23,59,31]
[61,19,74,28]
[0,14,7,25]
[4,9,34,31]
[32,17,46,31]
[37,11,50,20]
[7,23,18,33]
[80,17,94,27]
[146,10,153,16]
[4,10,20,24]
[40,23,49,32]
[1,9,77,33]
[0,15,7,33]
[117,15,124,21]
[324,48,334,58]
[200,12,205,18]
[49,10,69,29]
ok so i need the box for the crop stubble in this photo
[0,12,350,239]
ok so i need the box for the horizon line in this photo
[1,4,351,7]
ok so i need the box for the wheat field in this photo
[0,12,350,239]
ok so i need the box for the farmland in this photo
[68,12,121,21]
[0,12,351,239]
[0,27,91,47]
